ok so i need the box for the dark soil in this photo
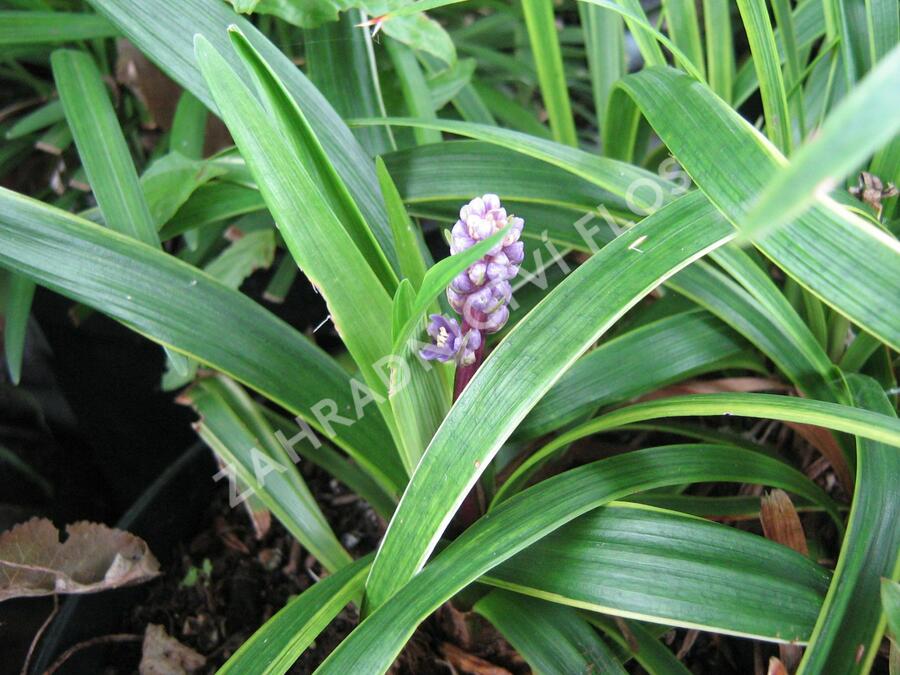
[118,459,533,674]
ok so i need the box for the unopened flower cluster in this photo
[419,195,524,366]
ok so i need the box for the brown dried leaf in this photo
[140,624,206,675]
[0,518,159,602]
[785,421,853,494]
[760,490,809,556]
[440,642,513,675]
[767,656,789,675]
[640,377,791,401]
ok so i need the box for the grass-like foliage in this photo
[1,0,898,672]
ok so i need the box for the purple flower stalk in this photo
[419,194,524,372]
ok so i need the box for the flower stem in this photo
[452,331,485,401]
[448,317,487,537]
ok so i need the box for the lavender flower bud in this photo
[445,195,524,334]
[420,195,524,367]
[419,314,482,366]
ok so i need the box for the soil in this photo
[23,458,529,674]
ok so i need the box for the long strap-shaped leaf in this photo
[521,0,578,146]
[85,0,399,271]
[303,9,394,157]
[351,117,674,211]
[607,66,900,349]
[0,188,405,494]
[484,502,831,641]
[498,392,900,506]
[0,11,118,45]
[194,35,399,422]
[318,445,833,673]
[589,614,692,675]
[743,45,900,236]
[516,309,759,439]
[735,0,793,153]
[797,375,900,674]
[364,190,734,609]
[186,377,352,573]
[474,590,627,674]
[51,49,159,247]
[218,555,372,675]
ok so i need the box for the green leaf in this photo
[87,0,399,270]
[169,91,207,158]
[384,38,442,146]
[579,3,625,130]
[484,501,831,641]
[588,615,692,675]
[51,49,159,247]
[319,445,836,672]
[702,0,734,102]
[474,591,627,674]
[187,376,352,573]
[515,309,760,440]
[262,407,397,520]
[662,0,706,80]
[883,578,900,639]
[669,260,842,404]
[381,13,457,66]
[608,67,900,349]
[797,375,900,674]
[603,0,664,67]
[227,0,338,29]
[743,46,900,236]
[865,0,899,64]
[204,230,276,290]
[227,28,399,294]
[304,9,394,156]
[219,555,372,675]
[771,0,806,137]
[195,34,397,416]
[427,58,476,110]
[0,189,406,495]
[351,117,674,211]
[706,245,845,402]
[735,0,793,153]
[2,272,35,385]
[162,182,266,241]
[5,100,64,140]
[734,0,826,106]
[375,157,427,290]
[391,279,416,346]
[0,11,117,45]
[521,0,577,146]
[382,140,631,217]
[577,0,704,81]
[502,392,900,516]
[364,189,734,611]
[140,152,227,229]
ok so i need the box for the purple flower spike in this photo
[419,314,482,366]
[444,195,525,335]
[420,195,523,368]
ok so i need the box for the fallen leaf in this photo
[767,656,789,675]
[0,518,159,601]
[440,642,513,675]
[786,421,853,495]
[760,489,809,556]
[140,624,206,675]
[639,377,791,400]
